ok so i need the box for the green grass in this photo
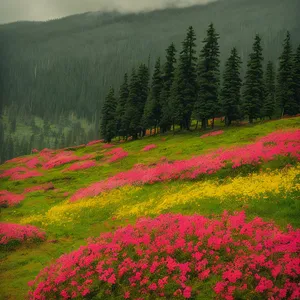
[0,117,300,299]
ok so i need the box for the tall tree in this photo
[195,23,220,129]
[116,73,129,138]
[177,26,197,130]
[100,87,117,143]
[142,58,163,133]
[277,32,297,116]
[221,47,242,126]
[160,43,177,132]
[293,44,300,113]
[242,34,264,123]
[123,68,140,139]
[263,61,276,119]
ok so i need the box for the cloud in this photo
[0,0,219,24]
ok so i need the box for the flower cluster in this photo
[143,144,157,151]
[71,130,300,201]
[103,143,114,149]
[28,212,300,300]
[26,157,41,169]
[24,183,54,193]
[87,140,104,146]
[63,160,96,172]
[0,190,25,207]
[105,148,129,163]
[0,223,45,246]
[0,166,43,181]
[43,152,81,170]
[200,130,224,138]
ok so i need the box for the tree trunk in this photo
[195,120,198,130]
[201,118,206,129]
[211,117,215,129]
[173,121,175,134]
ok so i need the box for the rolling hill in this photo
[0,117,300,299]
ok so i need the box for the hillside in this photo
[0,117,300,299]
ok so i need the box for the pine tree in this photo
[177,26,197,130]
[123,68,140,139]
[160,43,177,132]
[137,63,150,136]
[277,32,297,116]
[293,44,300,113]
[116,73,129,138]
[100,87,117,143]
[195,23,220,129]
[243,34,264,123]
[142,58,163,133]
[221,47,242,126]
[263,61,276,119]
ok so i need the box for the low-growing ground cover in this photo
[0,117,300,299]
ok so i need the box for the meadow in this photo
[0,117,300,299]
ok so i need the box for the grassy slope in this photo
[0,117,300,299]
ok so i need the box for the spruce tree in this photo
[160,43,177,132]
[242,34,264,123]
[195,23,220,129]
[142,58,162,133]
[100,87,117,143]
[293,44,300,113]
[177,26,197,130]
[116,73,129,138]
[277,32,297,116]
[263,61,276,119]
[123,68,140,139]
[137,64,150,136]
[221,47,242,126]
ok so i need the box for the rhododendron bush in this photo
[28,212,300,300]
[0,190,25,207]
[105,147,129,163]
[143,144,157,151]
[201,130,224,138]
[63,160,96,172]
[0,223,45,246]
[71,130,300,201]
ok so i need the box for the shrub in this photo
[200,130,224,138]
[143,144,157,151]
[0,190,25,207]
[0,223,45,247]
[28,211,300,299]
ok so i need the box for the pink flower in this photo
[142,144,157,152]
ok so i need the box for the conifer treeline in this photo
[101,24,300,142]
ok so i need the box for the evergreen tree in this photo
[142,58,163,133]
[177,26,197,130]
[293,44,300,112]
[137,63,150,136]
[100,87,117,143]
[242,34,264,123]
[277,32,297,116]
[160,43,177,132]
[123,68,140,139]
[263,61,276,119]
[221,47,242,126]
[116,73,129,137]
[195,23,220,129]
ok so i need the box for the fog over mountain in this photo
[0,0,219,23]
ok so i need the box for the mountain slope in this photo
[1,0,300,121]
[0,117,300,299]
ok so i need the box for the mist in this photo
[0,0,219,24]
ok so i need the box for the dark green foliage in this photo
[293,45,300,112]
[263,61,276,119]
[221,47,242,126]
[195,23,220,129]
[160,43,177,132]
[277,32,298,116]
[142,58,163,132]
[177,26,197,129]
[116,73,129,137]
[242,34,264,123]
[100,87,117,143]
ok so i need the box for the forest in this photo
[0,0,300,162]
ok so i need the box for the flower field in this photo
[0,117,300,299]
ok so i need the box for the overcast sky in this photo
[0,0,218,24]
